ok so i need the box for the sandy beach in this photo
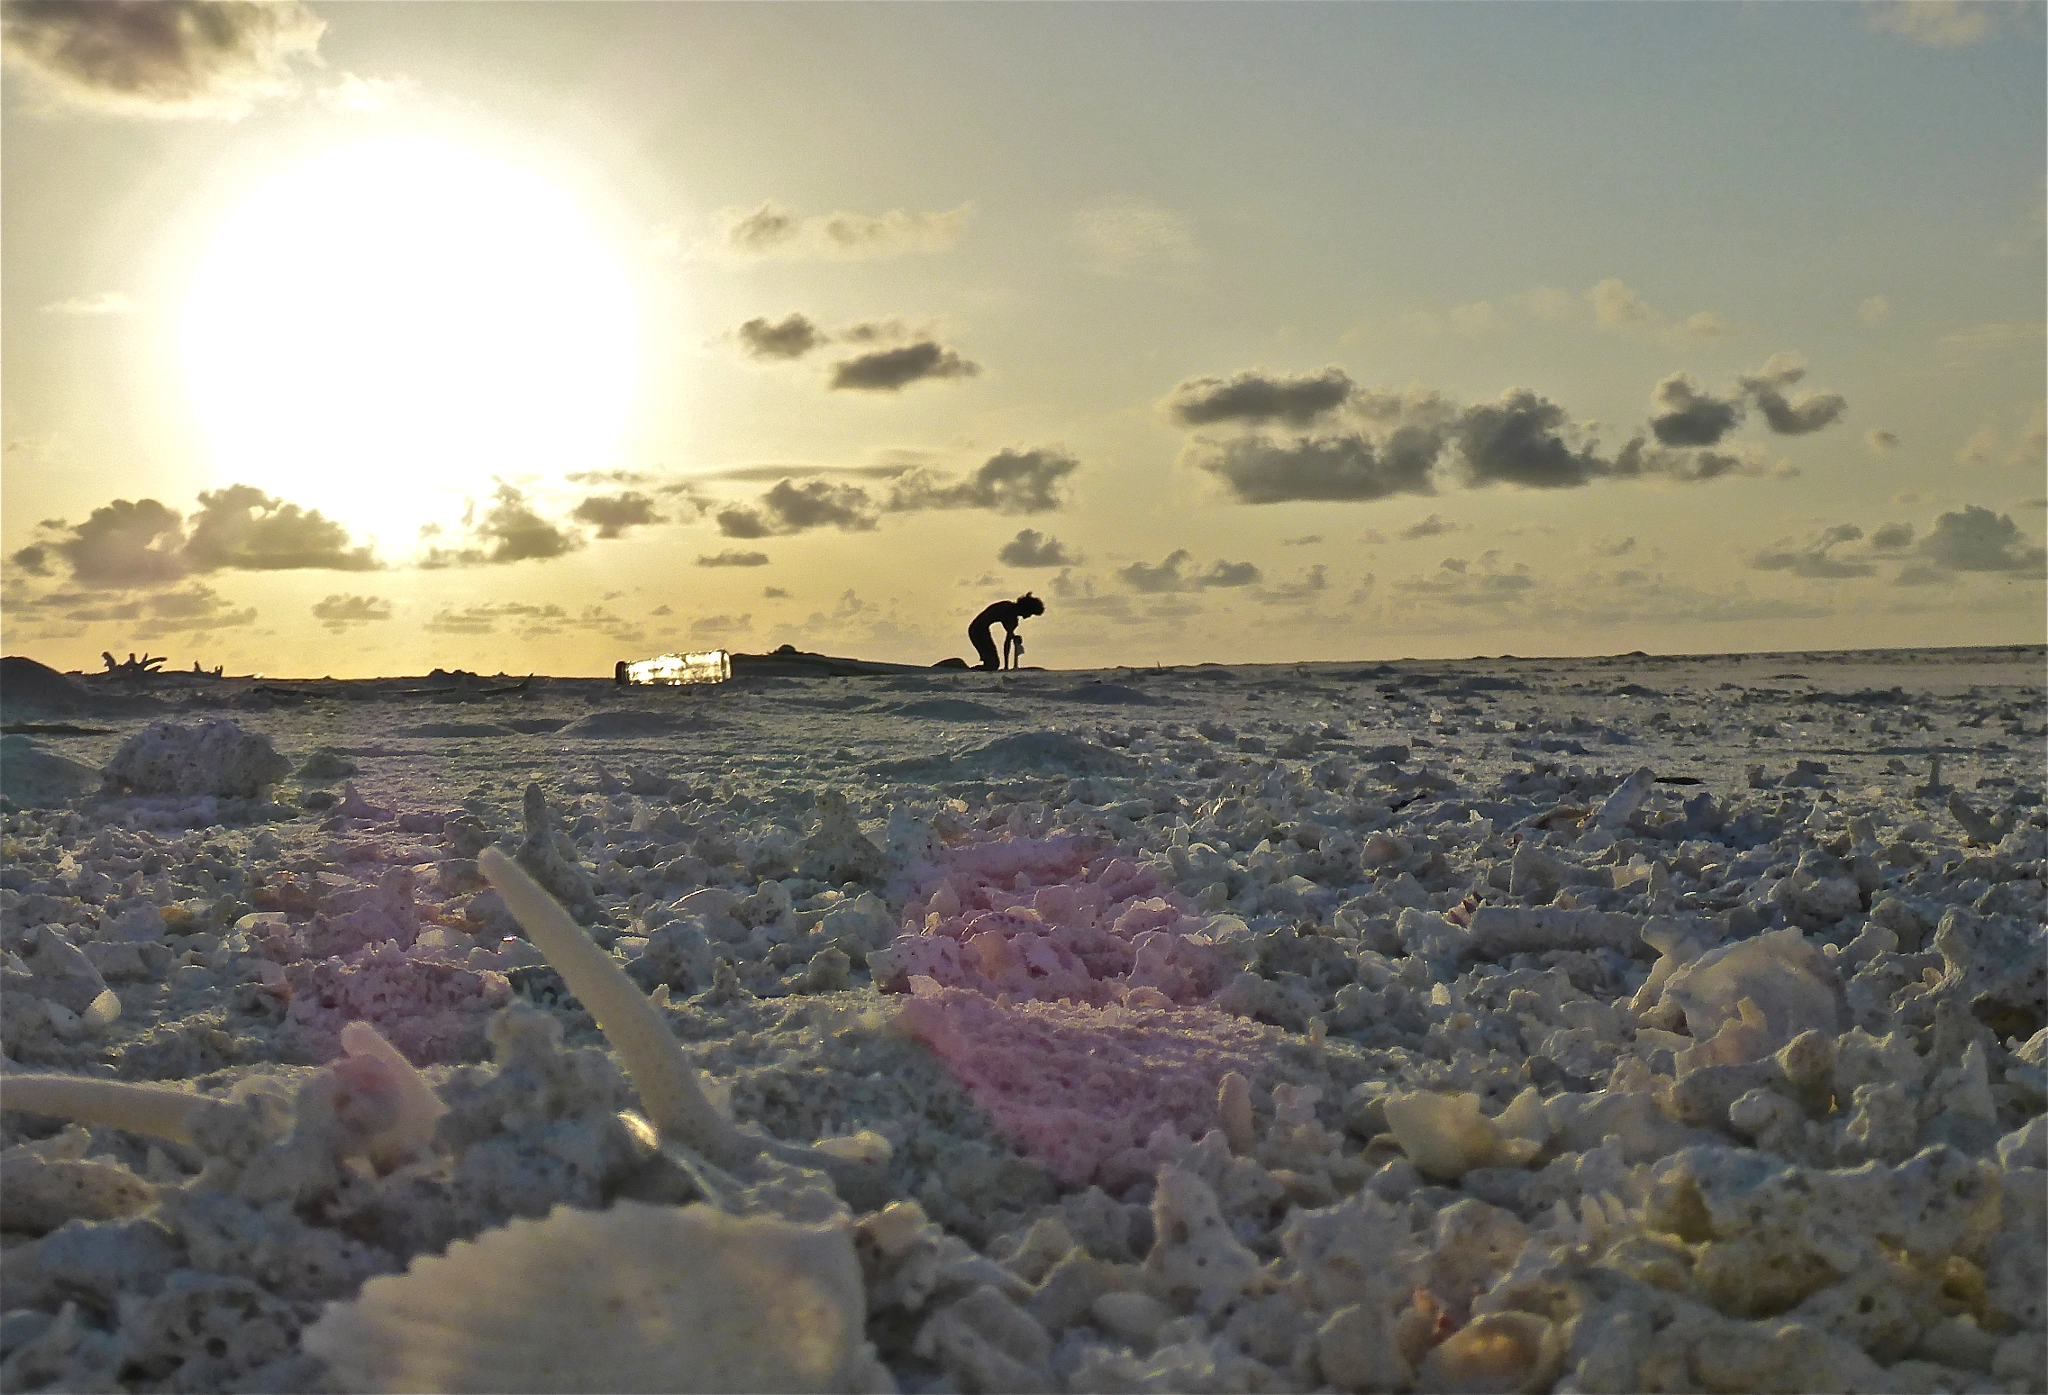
[1,644,2042,1392]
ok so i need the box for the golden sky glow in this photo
[2,2,2043,675]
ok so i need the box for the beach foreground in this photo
[2,646,2043,1392]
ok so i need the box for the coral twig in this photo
[478,846,752,1169]
[0,1075,219,1146]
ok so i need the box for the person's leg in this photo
[970,623,1000,670]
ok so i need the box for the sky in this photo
[3,0,2044,678]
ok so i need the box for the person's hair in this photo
[1016,592,1044,616]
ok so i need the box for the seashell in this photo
[301,1200,885,1394]
[1416,1310,1561,1394]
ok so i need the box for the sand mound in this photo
[873,730,1138,779]
[559,710,709,737]
[1051,682,1170,706]
[1,656,90,716]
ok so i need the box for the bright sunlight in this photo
[180,138,638,542]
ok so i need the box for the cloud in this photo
[422,484,583,567]
[887,449,1077,514]
[1118,550,1262,593]
[696,549,770,568]
[715,449,1078,536]
[1073,200,1200,275]
[1867,428,1900,454]
[705,201,972,261]
[716,479,879,537]
[1649,373,1745,446]
[1866,1,1996,46]
[1587,277,1728,342]
[1282,534,1322,547]
[1161,366,1354,428]
[736,313,824,361]
[1398,513,1460,540]
[129,583,255,640]
[691,612,753,638]
[829,341,980,392]
[316,70,415,115]
[1455,389,1611,489]
[998,529,1078,568]
[571,491,664,539]
[1911,504,2046,575]
[1749,523,1879,579]
[1257,564,1329,605]
[182,485,380,572]
[1870,522,1916,551]
[311,593,392,631]
[1170,366,1800,505]
[423,601,567,635]
[1185,429,1442,504]
[1860,295,1892,326]
[762,587,789,599]
[1588,536,1637,558]
[1589,277,1653,330]
[1956,402,2046,468]
[1939,322,2046,357]
[1392,558,1537,606]
[40,291,139,315]
[1736,353,1848,435]
[23,485,376,588]
[1,0,325,117]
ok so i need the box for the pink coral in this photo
[883,833,1271,1187]
[878,836,1225,1007]
[898,980,1284,1188]
[282,942,510,1066]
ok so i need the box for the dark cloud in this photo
[1455,389,1610,489]
[1738,353,1847,435]
[1186,428,1441,504]
[736,313,824,361]
[998,529,1077,568]
[1398,513,1459,540]
[706,202,971,261]
[829,341,980,392]
[696,549,770,568]
[1913,505,2046,574]
[129,584,255,641]
[702,461,914,484]
[571,491,664,540]
[24,487,370,588]
[1257,565,1329,604]
[421,485,582,566]
[763,586,790,599]
[1,0,325,116]
[183,485,378,572]
[1870,522,1915,552]
[1749,523,1878,579]
[47,497,189,587]
[716,479,879,537]
[1649,373,1744,447]
[1118,550,1261,592]
[1281,534,1322,547]
[311,593,392,631]
[888,449,1077,514]
[1162,366,1354,428]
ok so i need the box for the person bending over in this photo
[968,593,1044,670]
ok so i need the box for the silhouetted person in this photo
[968,593,1044,670]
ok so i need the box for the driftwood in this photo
[98,651,167,678]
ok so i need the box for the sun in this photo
[180,137,639,542]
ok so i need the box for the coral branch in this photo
[478,846,751,1168]
[0,1075,219,1145]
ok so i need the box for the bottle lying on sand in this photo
[621,650,731,685]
